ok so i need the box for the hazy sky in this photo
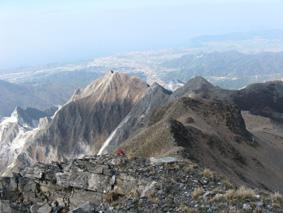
[0,0,283,69]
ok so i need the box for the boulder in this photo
[70,202,98,213]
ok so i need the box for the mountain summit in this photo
[171,76,226,100]
[12,71,149,169]
[72,71,148,103]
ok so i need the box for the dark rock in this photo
[70,202,99,213]
[0,155,281,212]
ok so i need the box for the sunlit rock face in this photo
[0,107,56,176]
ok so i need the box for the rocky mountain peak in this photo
[150,82,172,95]
[182,76,215,91]
[171,76,218,99]
[72,71,148,103]
[97,82,171,155]
[8,72,150,170]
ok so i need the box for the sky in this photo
[0,0,283,70]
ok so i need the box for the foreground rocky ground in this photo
[0,155,282,212]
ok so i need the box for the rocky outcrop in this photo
[0,107,56,176]
[0,155,282,212]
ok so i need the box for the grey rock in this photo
[37,203,52,213]
[150,157,178,165]
[69,189,102,210]
[243,203,252,210]
[56,171,112,192]
[0,155,281,212]
[0,200,13,213]
[70,202,98,213]
[51,200,59,207]
[56,172,89,189]
[256,201,264,208]
[88,173,112,192]
[141,181,157,197]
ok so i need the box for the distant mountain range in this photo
[1,72,283,195]
[0,70,104,118]
[0,79,53,118]
[163,51,283,77]
[188,29,283,52]
[160,51,283,88]
[1,50,283,119]
[90,50,283,89]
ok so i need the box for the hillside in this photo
[0,80,52,118]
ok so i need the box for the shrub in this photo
[271,192,283,208]
[202,168,215,180]
[225,186,256,202]
[192,187,204,200]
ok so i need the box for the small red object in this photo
[116,148,125,156]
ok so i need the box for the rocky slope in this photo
[0,155,282,212]
[119,79,283,192]
[8,72,149,172]
[0,107,56,176]
[98,82,172,155]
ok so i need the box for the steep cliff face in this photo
[12,72,149,170]
[98,83,172,155]
[0,107,56,176]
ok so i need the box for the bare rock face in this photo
[98,82,172,155]
[0,155,282,212]
[0,107,56,176]
[11,72,149,172]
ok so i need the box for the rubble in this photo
[0,155,282,212]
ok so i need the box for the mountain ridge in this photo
[1,72,283,194]
[9,71,149,171]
